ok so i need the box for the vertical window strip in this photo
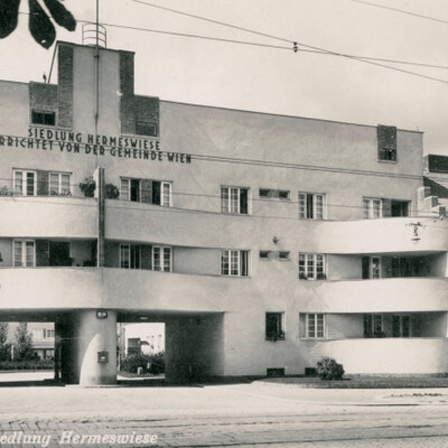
[25,241,34,267]
[120,245,130,269]
[299,193,325,219]
[153,246,161,271]
[14,171,23,195]
[221,250,249,276]
[14,241,23,267]
[163,247,171,271]
[26,172,35,196]
[161,182,171,206]
[221,250,229,275]
[120,178,130,201]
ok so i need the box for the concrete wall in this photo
[174,247,219,276]
[304,338,448,374]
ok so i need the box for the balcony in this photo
[312,217,448,254]
[298,277,448,313]
[304,338,448,374]
[0,196,97,238]
[0,267,252,312]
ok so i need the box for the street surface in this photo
[0,376,448,447]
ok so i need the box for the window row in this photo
[13,170,71,196]
[9,242,329,280]
[6,171,411,220]
[265,312,412,341]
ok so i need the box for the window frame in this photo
[259,188,290,200]
[305,313,325,339]
[152,245,172,272]
[363,198,383,219]
[221,186,250,215]
[119,244,141,269]
[392,314,411,338]
[265,312,285,341]
[298,192,326,220]
[364,314,384,337]
[13,169,37,196]
[13,239,36,267]
[120,177,172,206]
[221,250,249,277]
[31,110,56,126]
[298,253,326,280]
[49,172,71,196]
[135,121,158,137]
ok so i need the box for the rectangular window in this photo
[364,314,383,337]
[31,110,56,126]
[391,200,409,217]
[392,315,410,337]
[14,170,36,196]
[363,198,383,219]
[259,251,290,261]
[152,246,172,272]
[120,178,172,206]
[299,253,325,280]
[221,186,249,215]
[377,125,397,161]
[265,312,285,341]
[259,188,290,200]
[49,172,71,196]
[136,121,158,137]
[362,256,382,279]
[306,314,325,338]
[221,250,249,276]
[299,193,325,220]
[120,244,141,269]
[13,240,35,267]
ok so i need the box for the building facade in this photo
[0,41,447,385]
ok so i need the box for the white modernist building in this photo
[0,40,447,385]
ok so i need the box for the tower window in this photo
[136,121,158,137]
[32,110,56,126]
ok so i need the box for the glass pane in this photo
[162,183,171,207]
[14,241,22,267]
[221,250,229,275]
[402,316,410,337]
[221,188,229,213]
[121,179,130,201]
[373,315,382,335]
[230,250,239,275]
[363,199,370,219]
[14,171,23,195]
[315,195,324,219]
[240,251,248,276]
[371,257,381,279]
[25,241,34,266]
[298,254,305,277]
[153,247,161,271]
[306,194,313,219]
[373,199,382,218]
[163,247,171,271]
[307,314,316,338]
[61,174,70,194]
[298,193,306,218]
[50,173,59,194]
[316,314,324,338]
[230,188,239,214]
[26,172,35,196]
[307,255,315,279]
[120,246,130,269]
[316,255,324,276]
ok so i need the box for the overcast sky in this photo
[1,0,447,155]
